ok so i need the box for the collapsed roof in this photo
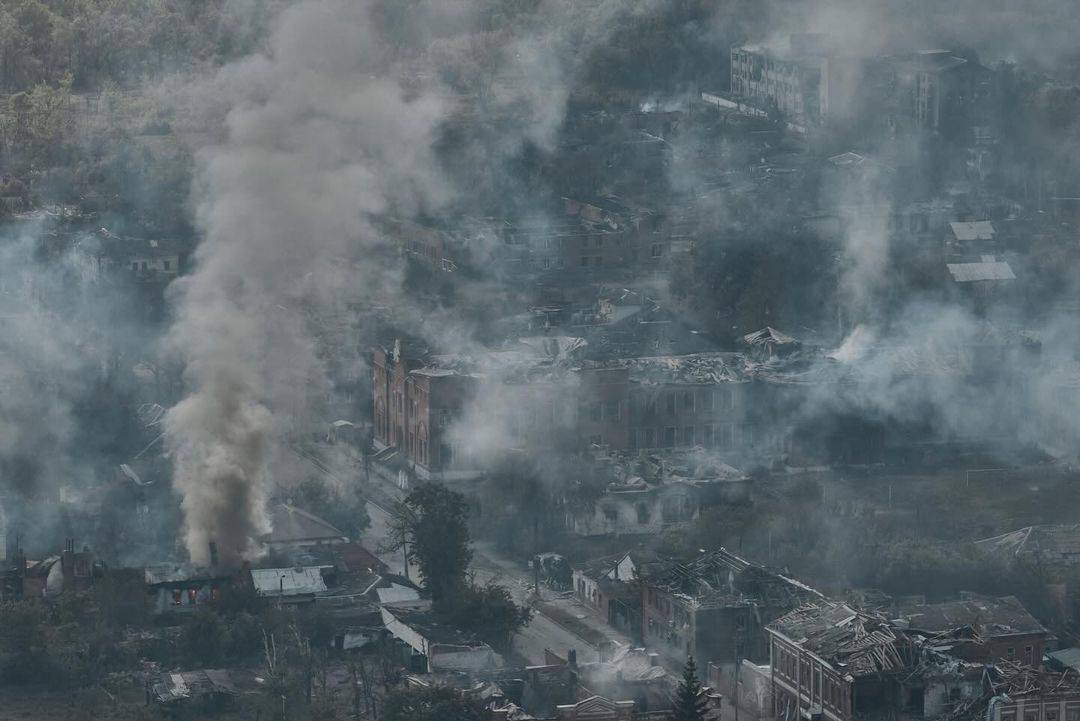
[892,596,1047,639]
[769,603,909,678]
[647,548,823,609]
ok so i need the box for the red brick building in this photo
[372,341,477,474]
[767,603,909,721]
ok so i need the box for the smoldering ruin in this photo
[1,0,1080,719]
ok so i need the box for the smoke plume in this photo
[165,0,451,566]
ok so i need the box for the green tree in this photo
[390,482,472,603]
[383,685,491,721]
[443,582,532,653]
[180,609,227,666]
[671,656,708,721]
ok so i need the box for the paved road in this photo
[290,444,634,665]
[362,498,614,664]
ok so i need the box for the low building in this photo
[381,601,504,673]
[263,503,349,552]
[573,551,652,638]
[576,646,672,713]
[249,565,334,605]
[151,668,260,712]
[144,564,235,615]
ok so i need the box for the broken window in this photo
[604,401,619,421]
[635,503,650,524]
[680,391,694,414]
[172,589,182,605]
[163,259,171,270]
[651,243,662,257]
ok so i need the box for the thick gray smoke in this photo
[165,0,452,566]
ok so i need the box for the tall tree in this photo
[390,482,472,602]
[671,656,709,721]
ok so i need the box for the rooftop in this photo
[647,548,822,608]
[144,564,234,586]
[769,603,908,678]
[265,503,348,545]
[949,221,996,242]
[152,669,260,705]
[250,566,331,597]
[893,596,1047,638]
[382,603,486,647]
[947,260,1015,283]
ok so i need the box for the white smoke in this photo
[165,0,452,566]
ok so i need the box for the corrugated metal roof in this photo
[251,566,330,596]
[947,260,1015,282]
[950,221,995,241]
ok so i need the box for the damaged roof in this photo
[601,352,746,385]
[769,603,909,678]
[152,668,260,705]
[647,548,822,608]
[144,564,234,586]
[893,596,1047,638]
[977,525,1080,566]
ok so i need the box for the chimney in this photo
[208,542,219,567]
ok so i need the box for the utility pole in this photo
[533,515,540,596]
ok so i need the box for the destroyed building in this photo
[565,451,751,538]
[382,601,505,674]
[893,595,1052,666]
[641,548,823,673]
[767,603,912,721]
